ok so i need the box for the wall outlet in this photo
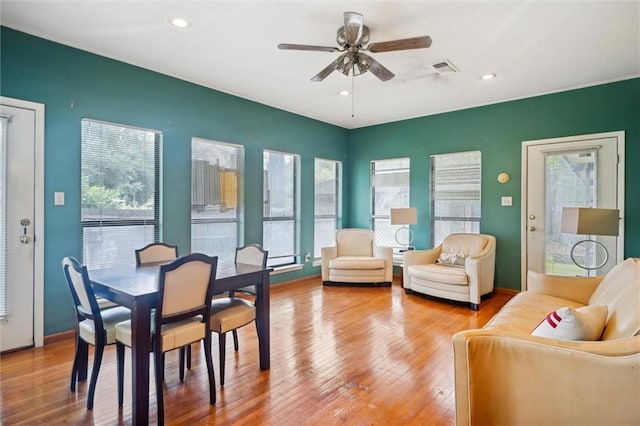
[304,252,311,263]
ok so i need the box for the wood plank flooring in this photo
[0,276,513,425]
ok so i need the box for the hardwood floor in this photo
[0,276,513,425]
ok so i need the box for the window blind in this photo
[0,116,8,319]
[81,119,160,269]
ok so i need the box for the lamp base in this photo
[394,226,414,251]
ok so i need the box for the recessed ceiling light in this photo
[170,18,190,28]
[481,73,496,80]
[339,90,350,96]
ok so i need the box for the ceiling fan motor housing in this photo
[337,25,370,48]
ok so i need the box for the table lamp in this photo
[560,207,619,271]
[390,207,417,251]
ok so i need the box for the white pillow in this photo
[531,305,608,341]
[436,252,466,267]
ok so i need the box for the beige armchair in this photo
[403,233,496,310]
[321,229,393,286]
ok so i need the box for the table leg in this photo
[255,270,270,370]
[131,299,152,425]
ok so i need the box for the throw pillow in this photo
[437,251,461,266]
[531,305,608,341]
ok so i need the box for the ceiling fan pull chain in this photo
[351,72,355,118]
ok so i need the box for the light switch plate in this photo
[501,196,512,206]
[54,191,65,206]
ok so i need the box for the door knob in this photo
[529,226,536,232]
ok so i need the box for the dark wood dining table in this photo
[89,260,271,425]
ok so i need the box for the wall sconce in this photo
[390,207,417,251]
[561,207,619,272]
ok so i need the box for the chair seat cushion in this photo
[408,264,469,285]
[329,256,385,270]
[115,317,205,352]
[210,298,256,333]
[79,306,131,344]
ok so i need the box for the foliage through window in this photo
[430,151,481,246]
[263,150,299,267]
[314,158,341,259]
[191,138,243,263]
[371,158,410,254]
[81,119,160,269]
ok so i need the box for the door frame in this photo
[521,131,625,291]
[1,96,45,347]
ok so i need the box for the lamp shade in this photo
[561,207,619,236]
[390,207,417,225]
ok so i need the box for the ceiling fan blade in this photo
[343,11,364,45]
[278,43,339,52]
[311,54,345,82]
[358,53,395,81]
[368,35,432,53]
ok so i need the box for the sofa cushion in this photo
[588,258,640,340]
[329,256,385,270]
[441,233,487,257]
[531,305,608,341]
[408,264,468,285]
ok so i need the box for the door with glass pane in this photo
[523,132,624,289]
[0,101,38,352]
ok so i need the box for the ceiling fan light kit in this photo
[278,11,432,82]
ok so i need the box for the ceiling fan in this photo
[278,11,432,82]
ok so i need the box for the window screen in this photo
[314,158,341,259]
[371,158,410,252]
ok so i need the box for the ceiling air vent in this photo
[432,60,459,75]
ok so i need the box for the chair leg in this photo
[76,338,89,383]
[186,344,192,369]
[116,343,125,407]
[154,349,165,425]
[203,337,216,404]
[70,337,87,392]
[218,332,227,387]
[179,347,185,382]
[87,343,105,410]
[232,329,239,352]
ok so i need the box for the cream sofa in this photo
[452,257,640,426]
[403,233,496,310]
[321,229,393,286]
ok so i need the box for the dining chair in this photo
[134,242,178,266]
[209,243,267,386]
[61,256,131,410]
[115,253,218,424]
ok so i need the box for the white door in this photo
[522,132,624,290]
[0,98,44,352]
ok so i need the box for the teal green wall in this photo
[348,78,640,289]
[1,27,349,335]
[2,26,639,336]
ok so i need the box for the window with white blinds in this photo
[191,138,243,263]
[314,158,341,259]
[81,119,160,269]
[371,158,410,251]
[430,150,481,246]
[263,150,299,267]
[0,116,8,318]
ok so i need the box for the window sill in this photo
[270,264,304,275]
[312,259,322,268]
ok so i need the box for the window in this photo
[191,138,243,263]
[371,158,410,254]
[314,158,341,259]
[263,150,299,267]
[430,151,481,246]
[81,119,160,269]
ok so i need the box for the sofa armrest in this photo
[527,270,603,304]
[453,329,640,426]
[373,245,394,282]
[321,246,337,281]
[465,240,496,304]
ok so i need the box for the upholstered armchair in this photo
[403,233,496,310]
[321,228,393,286]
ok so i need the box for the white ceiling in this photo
[1,1,639,129]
